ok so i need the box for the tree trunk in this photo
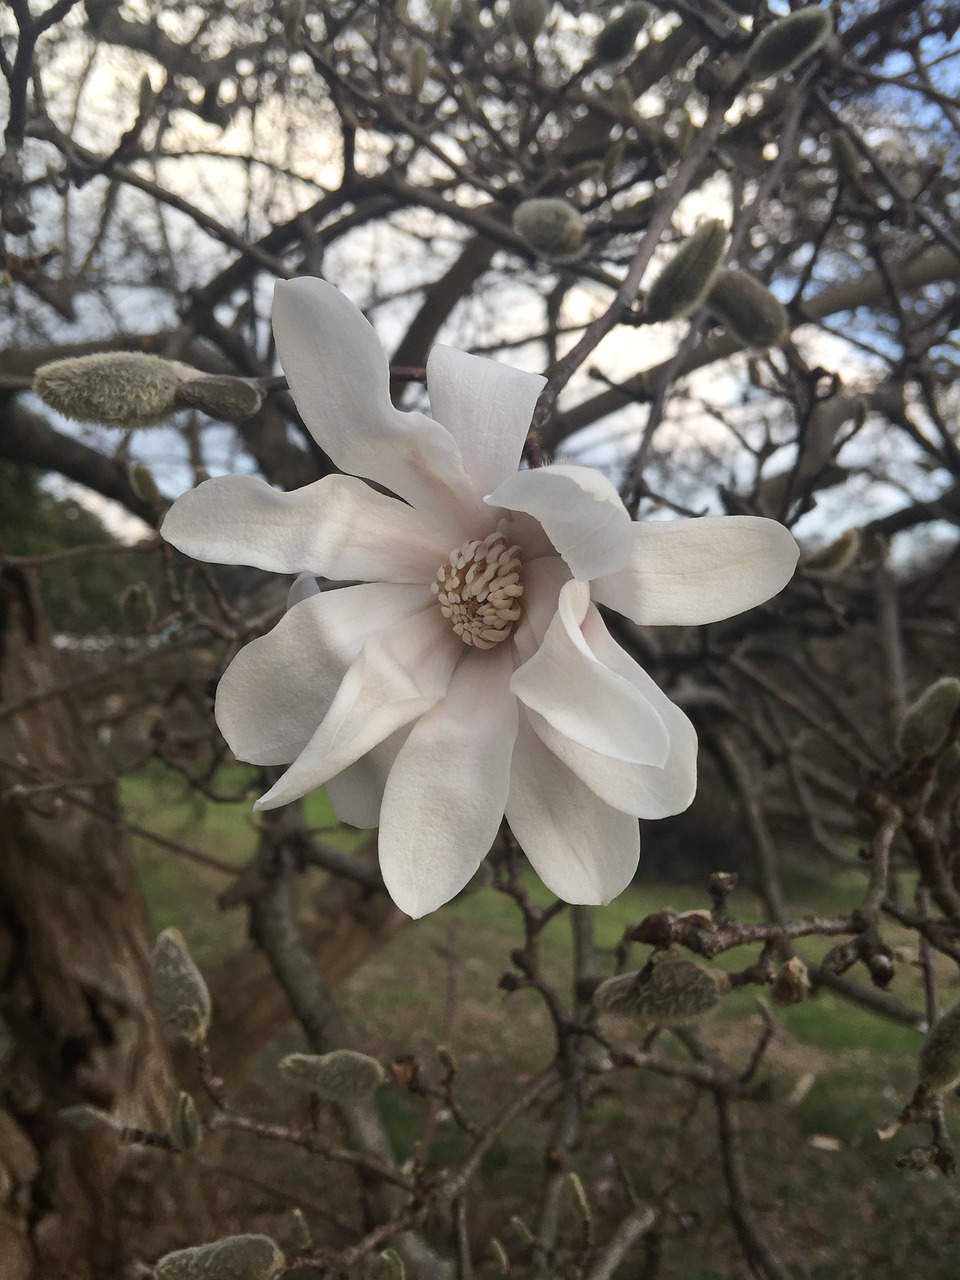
[0,567,199,1280]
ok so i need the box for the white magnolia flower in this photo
[162,279,799,918]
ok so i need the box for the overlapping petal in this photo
[273,279,484,538]
[216,584,431,766]
[486,464,634,581]
[426,345,545,496]
[511,580,669,766]
[591,515,799,626]
[378,644,519,918]
[163,473,451,582]
[254,605,460,812]
[506,712,641,905]
[325,727,409,829]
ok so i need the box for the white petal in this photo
[378,644,518,918]
[217,584,431,765]
[591,516,799,626]
[511,580,669,766]
[506,712,641,905]
[287,573,320,609]
[162,473,448,583]
[325,727,409,829]
[426,345,545,495]
[273,279,484,537]
[526,603,698,818]
[486,464,633,581]
[254,605,460,811]
[511,554,571,664]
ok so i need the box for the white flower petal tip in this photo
[592,515,800,627]
[486,464,633,581]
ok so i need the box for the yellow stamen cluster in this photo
[433,532,523,648]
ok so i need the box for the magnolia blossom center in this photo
[431,531,523,649]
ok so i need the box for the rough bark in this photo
[0,567,200,1280]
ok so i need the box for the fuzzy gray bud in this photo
[897,677,960,761]
[804,529,860,575]
[129,463,164,506]
[154,1235,284,1280]
[153,928,212,1045]
[770,957,810,1006]
[175,376,264,423]
[918,1003,960,1094]
[169,1091,203,1155]
[594,952,729,1025]
[279,1049,386,1102]
[706,268,789,348]
[644,220,727,322]
[513,198,585,263]
[120,582,157,635]
[746,8,833,80]
[34,352,181,427]
[363,1249,405,1280]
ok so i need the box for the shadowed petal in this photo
[217,584,432,766]
[591,516,799,626]
[486,464,633,581]
[325,727,410,829]
[254,606,460,811]
[426,345,545,495]
[511,580,669,766]
[506,712,641,904]
[163,473,450,583]
[378,644,519,918]
[273,279,484,538]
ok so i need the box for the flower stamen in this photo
[432,531,523,649]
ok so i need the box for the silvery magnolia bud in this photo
[169,1090,203,1155]
[897,677,960,761]
[34,352,181,427]
[746,8,833,81]
[364,1249,405,1280]
[706,268,789,348]
[770,956,810,1006]
[804,528,860,575]
[153,928,212,1045]
[594,4,650,64]
[918,1003,960,1093]
[510,0,548,46]
[644,219,727,322]
[128,462,164,506]
[512,198,585,263]
[154,1235,284,1280]
[937,742,960,805]
[120,582,157,635]
[279,1049,386,1102]
[593,952,729,1025]
[286,1208,311,1251]
[175,375,264,423]
[58,1105,107,1131]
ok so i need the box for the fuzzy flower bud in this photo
[897,677,960,761]
[512,198,585,263]
[34,352,182,427]
[594,4,651,64]
[129,462,164,506]
[803,529,860,575]
[593,952,729,1025]
[175,375,264,423]
[706,268,789,348]
[153,928,212,1045]
[120,582,157,635]
[746,8,833,81]
[279,1049,386,1102]
[771,956,810,1006]
[154,1235,284,1280]
[364,1250,406,1280]
[644,220,727,322]
[58,1105,107,1131]
[918,1003,960,1094]
[169,1090,203,1155]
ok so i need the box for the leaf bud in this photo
[489,1237,510,1274]
[286,1208,312,1251]
[363,1249,405,1280]
[593,952,729,1025]
[705,268,789,348]
[128,462,164,506]
[644,219,728,322]
[594,4,651,64]
[120,581,157,635]
[34,352,181,427]
[278,1049,386,1102]
[58,1104,107,1131]
[803,528,860,575]
[770,956,810,1006]
[512,198,585,263]
[918,1003,960,1093]
[509,1215,537,1245]
[566,1171,591,1222]
[169,1090,203,1155]
[153,927,212,1045]
[174,375,264,422]
[746,8,833,81]
[897,677,960,761]
[153,1235,284,1280]
[510,0,548,46]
